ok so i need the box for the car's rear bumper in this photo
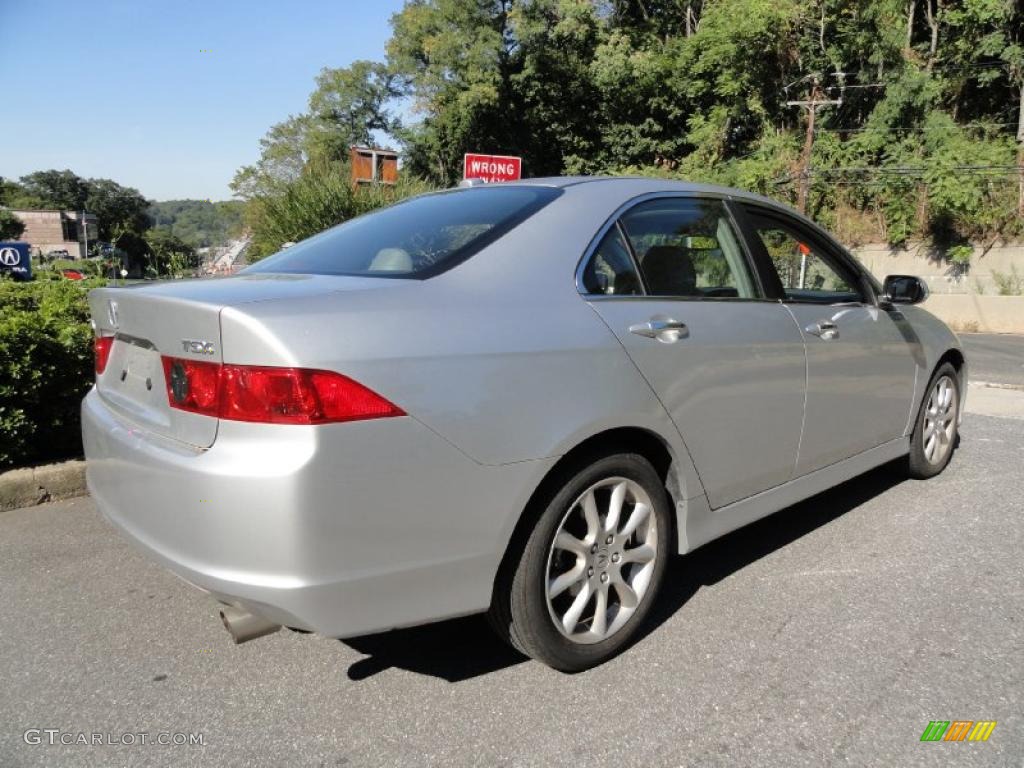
[82,387,552,637]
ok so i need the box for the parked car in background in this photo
[82,177,966,671]
[60,269,84,280]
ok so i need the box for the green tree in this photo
[232,61,402,200]
[148,200,245,247]
[0,209,25,240]
[307,60,401,159]
[144,228,196,277]
[236,0,1024,248]
[387,0,520,183]
[84,178,151,241]
[12,170,151,242]
[17,169,89,209]
[245,160,432,261]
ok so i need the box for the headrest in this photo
[369,248,413,272]
[642,245,697,295]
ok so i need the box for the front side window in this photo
[244,186,561,278]
[745,212,865,304]
[618,198,758,299]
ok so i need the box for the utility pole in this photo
[1017,80,1023,216]
[787,76,842,214]
[81,211,89,260]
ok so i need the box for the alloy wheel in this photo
[923,374,957,465]
[544,477,658,644]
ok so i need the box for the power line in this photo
[772,164,1023,186]
[809,165,1022,175]
[814,122,1018,135]
[824,83,885,90]
[814,177,1022,188]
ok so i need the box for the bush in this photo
[992,265,1024,297]
[246,161,435,261]
[43,258,104,276]
[0,277,105,469]
[0,208,26,240]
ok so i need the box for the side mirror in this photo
[882,274,929,306]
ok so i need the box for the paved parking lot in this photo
[2,396,1022,766]
[962,333,1024,388]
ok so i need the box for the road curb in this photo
[965,382,1024,420]
[971,380,1024,392]
[0,460,87,512]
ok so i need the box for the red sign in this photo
[463,153,522,183]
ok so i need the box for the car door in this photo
[737,204,918,475]
[582,195,807,509]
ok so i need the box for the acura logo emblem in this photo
[0,247,20,267]
[107,300,119,328]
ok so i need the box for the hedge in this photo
[0,277,105,469]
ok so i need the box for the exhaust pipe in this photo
[219,604,281,644]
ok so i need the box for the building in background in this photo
[9,210,98,259]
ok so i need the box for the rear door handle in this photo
[629,319,689,342]
[805,320,839,340]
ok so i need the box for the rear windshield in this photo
[242,185,561,279]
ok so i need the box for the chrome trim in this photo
[574,190,734,297]
[113,332,157,351]
[574,191,768,303]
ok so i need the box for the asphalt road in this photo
[961,333,1024,387]
[2,416,1023,767]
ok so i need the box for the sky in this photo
[0,0,407,201]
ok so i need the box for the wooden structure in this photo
[349,146,399,186]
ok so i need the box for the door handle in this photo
[805,320,839,340]
[629,319,689,342]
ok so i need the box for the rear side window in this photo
[619,198,758,299]
[581,227,642,296]
[243,186,561,279]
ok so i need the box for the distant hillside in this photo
[148,199,245,248]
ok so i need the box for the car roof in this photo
[498,175,791,209]
[493,175,826,242]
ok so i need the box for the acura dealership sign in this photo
[0,242,31,281]
[463,153,523,183]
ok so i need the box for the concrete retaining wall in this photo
[852,242,1023,296]
[918,294,1024,334]
[850,241,1024,333]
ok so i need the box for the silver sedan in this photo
[82,177,966,671]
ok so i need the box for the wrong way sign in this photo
[463,153,522,183]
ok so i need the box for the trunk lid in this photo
[88,273,384,448]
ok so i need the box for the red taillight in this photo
[161,357,221,417]
[160,357,404,424]
[94,336,114,375]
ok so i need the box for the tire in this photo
[489,452,672,672]
[908,362,961,479]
